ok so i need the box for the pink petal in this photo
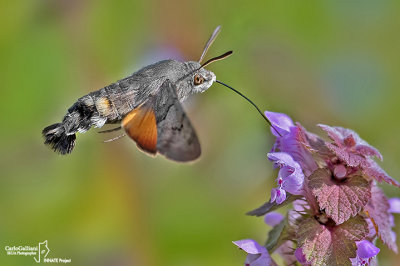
[282,175,304,195]
[276,189,287,204]
[268,152,297,169]
[247,253,272,266]
[356,240,380,259]
[271,188,286,204]
[389,198,400,213]
[264,111,294,137]
[278,167,293,179]
[294,248,309,265]
[245,253,261,265]
[233,239,267,254]
[278,126,319,176]
[264,212,284,226]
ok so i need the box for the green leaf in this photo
[265,217,291,252]
[247,193,302,216]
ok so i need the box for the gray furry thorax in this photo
[131,59,215,102]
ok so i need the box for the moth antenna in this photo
[200,51,233,69]
[199,25,221,63]
[215,80,282,137]
[98,126,122,134]
[104,133,126,143]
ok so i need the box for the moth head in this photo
[185,50,233,93]
[190,64,216,93]
[176,26,232,99]
[190,26,232,93]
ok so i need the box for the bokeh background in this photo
[1,1,400,265]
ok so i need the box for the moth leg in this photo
[104,133,126,143]
[98,126,122,133]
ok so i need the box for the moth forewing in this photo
[122,80,201,162]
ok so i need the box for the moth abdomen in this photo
[90,94,119,122]
[42,95,102,154]
[42,123,76,155]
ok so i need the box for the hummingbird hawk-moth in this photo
[42,26,233,162]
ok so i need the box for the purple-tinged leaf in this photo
[318,125,382,158]
[296,215,368,266]
[318,125,383,167]
[302,124,332,157]
[317,124,399,188]
[309,168,371,224]
[363,159,400,188]
[325,143,365,168]
[364,185,398,253]
[356,145,382,160]
[318,124,346,148]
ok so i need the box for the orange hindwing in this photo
[122,104,157,154]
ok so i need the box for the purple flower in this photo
[233,239,273,266]
[264,111,294,137]
[388,197,400,244]
[265,111,318,176]
[288,199,310,226]
[350,240,380,266]
[270,187,286,204]
[264,212,284,227]
[267,152,305,204]
[274,241,298,265]
[389,198,400,213]
[240,110,399,265]
[294,248,310,265]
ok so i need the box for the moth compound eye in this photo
[193,74,204,85]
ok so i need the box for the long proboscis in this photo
[199,25,221,64]
[215,80,282,136]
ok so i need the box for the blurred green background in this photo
[1,0,400,265]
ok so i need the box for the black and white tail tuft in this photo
[42,123,76,155]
